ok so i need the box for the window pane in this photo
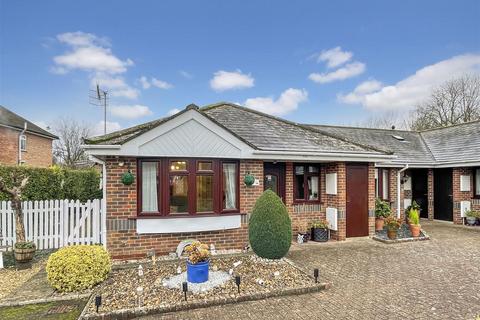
[142,162,158,212]
[382,170,389,199]
[308,176,319,200]
[265,174,278,194]
[197,161,212,171]
[308,166,319,173]
[476,169,480,196]
[169,176,188,213]
[374,169,379,198]
[196,176,214,212]
[223,163,237,210]
[295,166,304,175]
[295,174,305,199]
[170,161,187,171]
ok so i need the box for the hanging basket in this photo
[121,170,134,185]
[244,174,255,187]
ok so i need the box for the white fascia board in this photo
[251,150,395,163]
[376,160,480,169]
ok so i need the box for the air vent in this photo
[391,135,405,141]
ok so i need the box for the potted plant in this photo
[405,201,421,225]
[184,241,210,283]
[311,220,329,242]
[0,172,34,263]
[465,210,479,226]
[408,207,421,237]
[384,215,402,240]
[14,241,36,262]
[375,198,392,231]
[296,221,309,243]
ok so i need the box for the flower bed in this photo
[80,254,326,319]
[373,224,430,243]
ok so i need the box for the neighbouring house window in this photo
[294,164,320,202]
[475,168,480,198]
[138,159,239,215]
[222,163,237,210]
[375,168,390,200]
[20,134,27,151]
[141,162,158,212]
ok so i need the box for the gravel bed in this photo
[83,255,315,316]
[375,224,429,241]
[0,259,45,300]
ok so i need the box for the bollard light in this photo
[235,275,241,293]
[95,295,102,313]
[314,268,319,283]
[182,281,188,301]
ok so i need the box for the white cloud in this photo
[53,32,133,74]
[138,76,173,90]
[309,62,366,84]
[167,108,181,116]
[179,70,193,79]
[91,74,139,99]
[316,47,353,68]
[340,54,480,111]
[92,121,122,136]
[110,104,152,119]
[210,70,254,92]
[244,88,308,116]
[337,79,383,104]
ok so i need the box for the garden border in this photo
[372,229,431,244]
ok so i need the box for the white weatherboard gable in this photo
[119,109,254,158]
[325,173,337,195]
[460,175,470,192]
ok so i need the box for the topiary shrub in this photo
[248,189,292,259]
[46,245,111,292]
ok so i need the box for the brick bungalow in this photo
[0,105,58,167]
[83,103,480,260]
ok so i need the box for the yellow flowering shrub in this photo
[46,245,111,292]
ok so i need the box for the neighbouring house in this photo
[0,105,58,167]
[83,102,480,260]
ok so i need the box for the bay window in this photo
[138,159,238,216]
[294,164,320,202]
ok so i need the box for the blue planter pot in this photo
[186,260,209,283]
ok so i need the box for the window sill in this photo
[131,212,246,220]
[292,200,322,205]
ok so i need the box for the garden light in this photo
[182,281,188,301]
[138,265,144,277]
[235,275,241,293]
[314,268,319,283]
[95,295,102,313]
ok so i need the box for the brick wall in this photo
[427,169,434,220]
[105,157,262,260]
[452,167,480,224]
[0,127,53,167]
[367,163,376,236]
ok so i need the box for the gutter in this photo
[252,150,396,159]
[89,155,107,249]
[397,164,409,218]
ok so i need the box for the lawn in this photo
[0,299,87,320]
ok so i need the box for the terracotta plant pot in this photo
[387,229,397,240]
[409,224,421,237]
[375,218,384,231]
[14,247,36,263]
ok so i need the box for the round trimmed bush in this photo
[248,189,292,259]
[46,245,111,292]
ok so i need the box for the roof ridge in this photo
[0,105,58,139]
[305,123,416,133]
[419,119,480,133]
[201,102,391,155]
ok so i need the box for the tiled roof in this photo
[0,105,58,139]
[306,125,435,164]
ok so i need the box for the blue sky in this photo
[1,0,479,135]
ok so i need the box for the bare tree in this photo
[53,118,92,168]
[0,173,29,243]
[410,74,480,131]
[351,111,410,130]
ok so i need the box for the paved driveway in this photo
[138,221,480,320]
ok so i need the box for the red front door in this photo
[346,164,369,237]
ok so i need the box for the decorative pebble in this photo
[233,261,242,268]
[274,271,280,277]
[138,265,144,277]
[212,265,219,271]
[176,266,182,274]
[229,268,234,275]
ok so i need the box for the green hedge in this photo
[0,165,102,201]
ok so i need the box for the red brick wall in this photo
[452,167,480,224]
[0,127,53,167]
[427,169,434,220]
[105,157,262,260]
[367,163,376,236]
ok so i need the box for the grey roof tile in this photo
[0,105,58,139]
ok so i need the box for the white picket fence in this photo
[0,199,104,249]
